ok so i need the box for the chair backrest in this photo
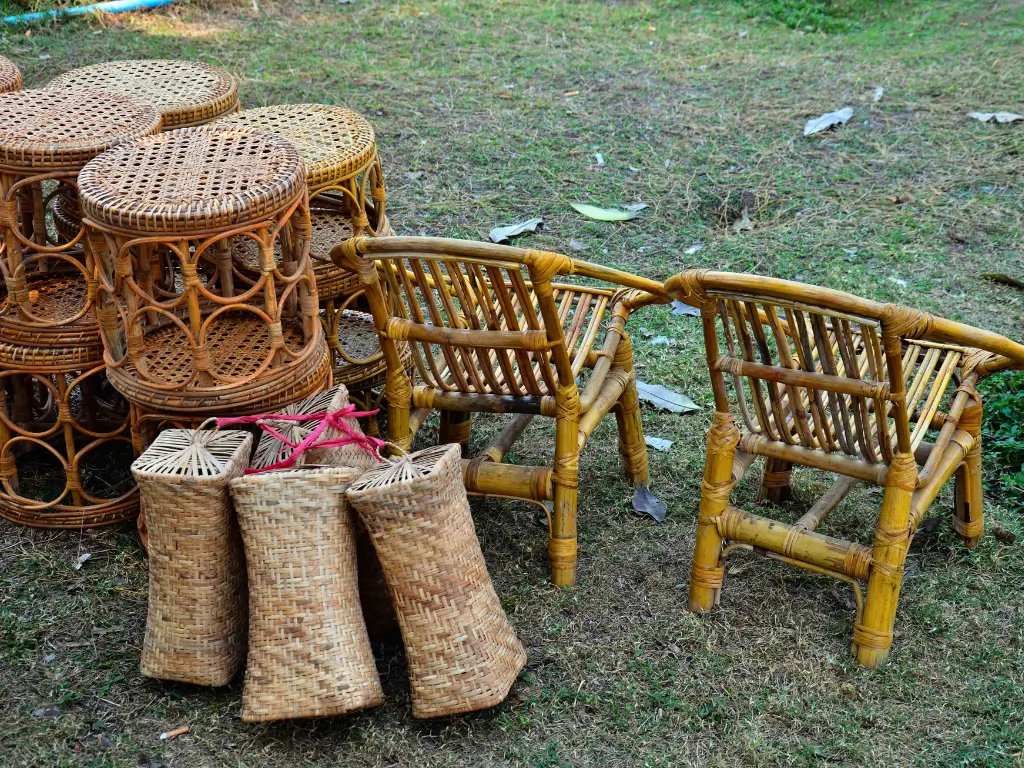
[666,270,1024,464]
[332,236,666,401]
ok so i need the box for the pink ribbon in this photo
[216,405,385,474]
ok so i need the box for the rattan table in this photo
[0,88,162,528]
[0,56,22,94]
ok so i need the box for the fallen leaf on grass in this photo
[636,381,699,413]
[671,300,701,317]
[651,336,670,346]
[568,239,587,252]
[593,152,605,167]
[993,527,1018,545]
[32,707,61,718]
[489,217,543,243]
[968,111,1023,124]
[74,552,92,570]
[570,203,645,221]
[804,106,854,136]
[981,273,1024,290]
[873,86,885,103]
[732,208,753,233]
[632,487,667,522]
[684,243,704,255]
[403,171,424,181]
[644,436,674,452]
[887,192,914,204]
[564,90,580,97]
[946,229,969,244]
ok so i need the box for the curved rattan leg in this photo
[758,458,793,505]
[550,385,581,587]
[689,412,739,613]
[855,452,915,668]
[953,395,984,548]
[440,411,472,456]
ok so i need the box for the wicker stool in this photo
[0,56,22,94]
[79,125,330,418]
[0,89,162,528]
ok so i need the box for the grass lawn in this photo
[2,0,1024,765]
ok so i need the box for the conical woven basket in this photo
[346,444,527,718]
[131,429,251,686]
[229,466,384,722]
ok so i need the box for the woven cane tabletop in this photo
[215,104,375,190]
[0,56,22,94]
[49,59,239,130]
[0,89,162,171]
[78,126,306,234]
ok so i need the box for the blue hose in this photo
[3,0,177,24]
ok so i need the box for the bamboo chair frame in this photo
[666,269,1024,667]
[332,235,670,586]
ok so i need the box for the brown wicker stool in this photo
[132,428,250,686]
[347,444,527,718]
[0,56,22,94]
[230,466,385,721]
[78,126,330,418]
[0,89,162,528]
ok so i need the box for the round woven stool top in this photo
[0,89,162,171]
[49,59,240,130]
[215,104,375,191]
[0,56,22,94]
[78,126,306,234]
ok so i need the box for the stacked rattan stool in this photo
[0,89,162,528]
[0,56,22,94]
[213,105,406,410]
[78,125,331,454]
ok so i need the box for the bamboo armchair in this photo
[666,270,1024,667]
[331,236,669,586]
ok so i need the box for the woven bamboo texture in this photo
[229,466,384,722]
[49,59,240,130]
[80,126,326,415]
[347,444,526,718]
[131,428,251,685]
[666,269,1024,667]
[0,56,22,94]
[332,235,670,586]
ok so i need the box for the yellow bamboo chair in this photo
[332,236,669,586]
[666,270,1024,667]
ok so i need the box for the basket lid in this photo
[78,125,307,234]
[132,428,253,481]
[0,55,22,94]
[48,59,239,129]
[0,88,162,171]
[346,444,459,495]
[214,104,375,190]
[250,384,351,470]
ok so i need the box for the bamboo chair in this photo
[666,270,1024,667]
[332,236,670,586]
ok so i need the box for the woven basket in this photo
[346,444,527,718]
[229,466,384,722]
[131,429,251,686]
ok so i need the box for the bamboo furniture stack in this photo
[0,88,162,528]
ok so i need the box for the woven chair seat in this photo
[215,104,376,193]
[0,271,97,332]
[0,89,161,171]
[78,126,306,234]
[0,55,22,94]
[49,59,239,130]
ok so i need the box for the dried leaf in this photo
[887,192,913,204]
[568,239,587,252]
[644,436,674,452]
[489,217,543,243]
[993,527,1018,545]
[968,111,1023,124]
[981,273,1024,290]
[623,203,649,212]
[636,381,699,413]
[403,171,424,181]
[946,229,969,244]
[671,300,701,317]
[873,86,884,103]
[804,106,854,136]
[732,208,753,233]
[593,152,605,167]
[74,553,92,571]
[632,486,667,522]
[32,707,61,718]
[684,243,704,255]
[570,203,643,221]
[651,336,670,346]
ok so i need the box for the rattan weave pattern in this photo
[215,104,375,192]
[0,89,162,170]
[49,59,239,130]
[229,466,385,722]
[0,56,22,94]
[132,428,251,686]
[346,444,527,718]
[78,126,306,234]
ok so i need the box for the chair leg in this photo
[550,386,580,587]
[953,395,984,548]
[855,452,915,668]
[439,411,472,456]
[385,369,413,454]
[758,458,792,505]
[615,373,650,486]
[688,412,739,614]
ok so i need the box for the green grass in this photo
[2,0,1024,765]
